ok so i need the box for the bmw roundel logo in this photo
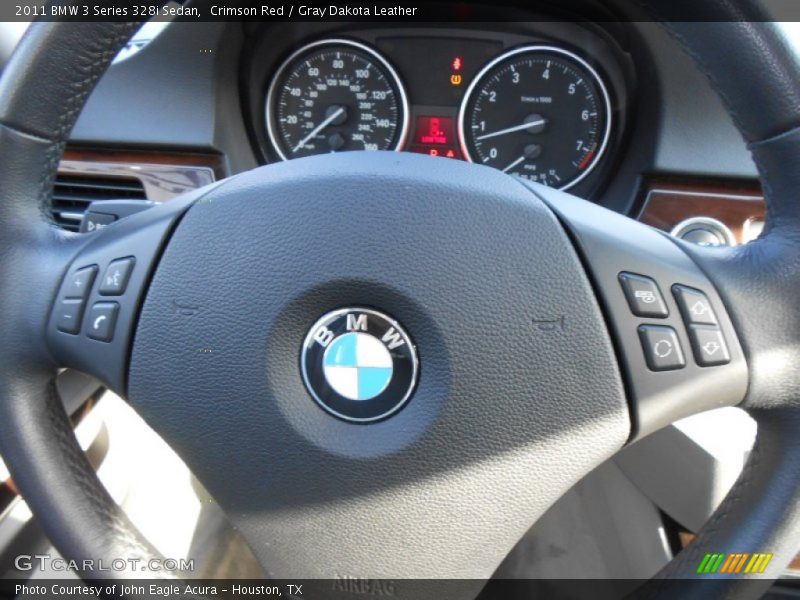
[301,308,418,423]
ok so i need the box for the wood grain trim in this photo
[59,148,222,203]
[637,179,765,245]
[62,148,225,178]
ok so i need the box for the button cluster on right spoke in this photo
[673,285,730,366]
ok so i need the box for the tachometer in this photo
[266,39,410,160]
[458,46,612,190]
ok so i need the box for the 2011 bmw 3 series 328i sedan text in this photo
[0,1,799,599]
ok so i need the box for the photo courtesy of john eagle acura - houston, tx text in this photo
[0,0,800,599]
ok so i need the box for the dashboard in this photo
[0,10,762,239]
[243,23,632,197]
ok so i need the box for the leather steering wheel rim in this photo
[1,5,800,599]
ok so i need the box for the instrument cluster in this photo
[245,24,632,196]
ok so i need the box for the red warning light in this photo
[452,56,463,71]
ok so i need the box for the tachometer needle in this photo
[293,106,346,152]
[476,118,546,141]
[501,155,526,173]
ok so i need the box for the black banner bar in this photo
[3,0,800,22]
[0,578,789,600]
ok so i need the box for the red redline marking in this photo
[578,150,595,170]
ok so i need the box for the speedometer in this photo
[458,46,612,190]
[266,39,410,160]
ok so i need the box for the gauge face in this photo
[458,46,612,190]
[266,39,409,160]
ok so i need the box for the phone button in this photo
[86,302,120,342]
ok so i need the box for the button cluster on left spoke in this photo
[45,190,201,394]
[54,259,132,342]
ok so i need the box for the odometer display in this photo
[266,39,409,160]
[458,46,612,190]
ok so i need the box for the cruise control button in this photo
[64,266,97,300]
[56,299,86,334]
[688,325,730,366]
[619,272,669,318]
[638,325,685,371]
[99,257,134,295]
[86,302,119,342]
[673,285,718,325]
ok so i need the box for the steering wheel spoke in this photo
[524,182,749,440]
[45,188,210,394]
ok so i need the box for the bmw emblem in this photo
[301,308,418,423]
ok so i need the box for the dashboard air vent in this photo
[51,174,147,231]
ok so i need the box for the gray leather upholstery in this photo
[637,15,800,588]
[0,21,168,578]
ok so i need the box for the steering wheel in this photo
[2,4,800,599]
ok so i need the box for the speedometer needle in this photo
[476,118,546,141]
[293,106,346,152]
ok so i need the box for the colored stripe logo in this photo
[696,552,773,574]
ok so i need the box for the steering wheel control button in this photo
[688,325,731,366]
[55,299,86,334]
[98,257,135,295]
[86,302,119,342]
[637,325,685,371]
[64,266,97,300]
[672,285,718,326]
[79,211,117,233]
[301,308,418,423]
[618,272,669,318]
